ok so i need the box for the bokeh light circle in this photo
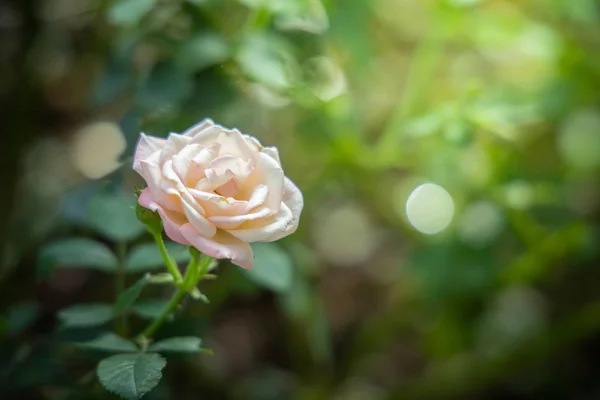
[405,183,455,235]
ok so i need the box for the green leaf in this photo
[244,243,293,292]
[78,332,138,353]
[97,353,166,400]
[273,0,329,34]
[37,238,117,277]
[236,33,296,90]
[88,191,146,242]
[113,276,150,316]
[130,299,169,320]
[59,303,113,328]
[137,62,192,112]
[126,242,191,273]
[6,302,39,335]
[175,33,230,72]
[148,337,203,353]
[92,58,131,106]
[107,0,157,26]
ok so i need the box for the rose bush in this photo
[133,119,303,269]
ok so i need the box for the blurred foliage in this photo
[1,0,600,399]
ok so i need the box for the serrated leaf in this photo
[147,337,202,353]
[113,276,150,316]
[107,0,157,26]
[59,304,113,328]
[37,238,117,277]
[130,299,170,319]
[78,332,138,352]
[125,242,191,273]
[97,353,166,400]
[88,192,146,242]
[244,243,293,292]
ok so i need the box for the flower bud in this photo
[136,202,163,236]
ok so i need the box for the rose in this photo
[132,119,303,269]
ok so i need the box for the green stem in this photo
[153,233,184,284]
[115,241,127,335]
[138,249,213,341]
[139,286,188,339]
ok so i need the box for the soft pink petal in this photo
[216,129,256,159]
[182,119,222,144]
[228,203,293,242]
[208,207,271,230]
[172,143,202,183]
[133,133,166,175]
[244,152,284,212]
[159,133,192,164]
[244,134,281,165]
[261,147,281,165]
[180,197,217,237]
[188,188,247,217]
[228,177,302,242]
[245,185,269,212]
[208,155,253,178]
[139,157,182,212]
[180,224,254,269]
[139,188,190,245]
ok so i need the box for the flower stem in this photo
[140,286,188,340]
[137,248,213,341]
[153,233,184,285]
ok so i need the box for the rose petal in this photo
[140,156,182,212]
[182,118,222,143]
[243,152,284,212]
[160,133,192,164]
[244,135,282,165]
[133,133,165,175]
[216,128,256,159]
[228,178,302,242]
[208,207,272,230]
[245,185,269,212]
[188,188,247,217]
[228,202,293,242]
[139,188,190,245]
[208,155,253,178]
[172,143,202,183]
[180,197,217,237]
[180,224,254,269]
[262,147,281,165]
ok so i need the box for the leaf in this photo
[6,302,39,335]
[244,243,293,292]
[37,238,117,277]
[92,60,131,106]
[273,0,329,34]
[113,276,150,316]
[88,191,146,242]
[236,33,296,90]
[126,242,191,273]
[78,332,138,352]
[97,353,166,400]
[59,304,113,328]
[175,33,230,72]
[136,61,192,112]
[131,299,169,319]
[148,337,203,353]
[107,0,157,26]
